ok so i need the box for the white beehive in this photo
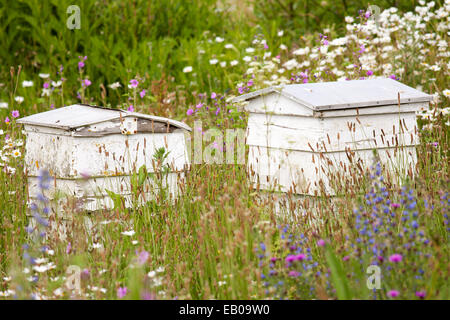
[18,104,191,212]
[233,78,432,196]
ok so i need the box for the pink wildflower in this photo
[415,291,426,299]
[388,290,399,298]
[186,108,194,116]
[129,79,139,88]
[295,253,306,261]
[137,250,149,265]
[285,255,296,263]
[117,287,128,299]
[140,89,146,98]
[11,110,19,118]
[389,254,402,263]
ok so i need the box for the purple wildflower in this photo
[117,287,128,299]
[129,79,139,88]
[186,108,194,116]
[285,255,296,263]
[389,254,402,263]
[295,253,306,261]
[415,291,426,299]
[388,290,399,298]
[11,110,19,118]
[137,250,149,265]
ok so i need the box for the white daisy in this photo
[121,230,135,236]
[22,80,33,87]
[108,82,121,90]
[14,96,24,104]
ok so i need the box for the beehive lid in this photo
[17,104,191,131]
[232,78,432,111]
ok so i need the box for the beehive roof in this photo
[17,104,191,131]
[232,78,432,111]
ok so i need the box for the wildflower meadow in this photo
[0,0,448,303]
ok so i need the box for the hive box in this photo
[233,78,432,196]
[18,104,191,212]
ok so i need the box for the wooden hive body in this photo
[234,78,432,196]
[18,104,191,212]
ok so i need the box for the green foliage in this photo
[325,245,351,300]
[0,0,234,106]
[0,0,448,301]
[253,0,417,36]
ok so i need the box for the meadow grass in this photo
[0,1,448,299]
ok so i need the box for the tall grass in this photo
[0,1,448,299]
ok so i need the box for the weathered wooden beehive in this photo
[233,78,432,196]
[18,104,191,212]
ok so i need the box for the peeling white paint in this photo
[18,105,191,212]
[239,79,432,196]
